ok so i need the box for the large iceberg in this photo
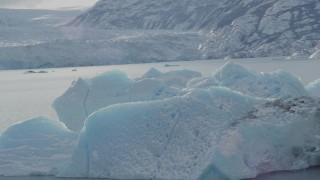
[188,62,308,99]
[58,87,265,179]
[53,70,181,132]
[58,88,320,179]
[0,116,78,176]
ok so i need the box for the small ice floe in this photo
[23,70,48,74]
[23,70,37,74]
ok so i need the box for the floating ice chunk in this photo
[189,62,307,99]
[140,68,202,88]
[306,79,320,98]
[0,116,78,176]
[53,70,180,132]
[58,87,264,179]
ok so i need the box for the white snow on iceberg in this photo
[53,70,181,132]
[188,62,307,99]
[0,116,78,176]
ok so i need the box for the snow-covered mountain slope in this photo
[68,0,221,30]
[70,0,320,59]
[0,0,319,70]
[200,0,320,59]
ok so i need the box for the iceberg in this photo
[306,79,320,98]
[57,87,265,179]
[53,70,181,132]
[58,90,320,179]
[188,62,307,99]
[0,116,78,176]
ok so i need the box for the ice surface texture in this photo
[58,87,265,179]
[53,69,200,131]
[0,116,78,176]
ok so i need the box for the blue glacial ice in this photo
[188,62,308,99]
[0,116,78,176]
[58,87,265,179]
[53,70,182,132]
[1,62,320,179]
[58,88,320,179]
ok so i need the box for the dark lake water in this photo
[1,167,320,180]
[0,177,108,180]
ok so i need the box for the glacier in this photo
[1,62,320,179]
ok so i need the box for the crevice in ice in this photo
[83,88,90,118]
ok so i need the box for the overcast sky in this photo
[0,0,99,9]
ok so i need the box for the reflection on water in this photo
[1,166,320,180]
